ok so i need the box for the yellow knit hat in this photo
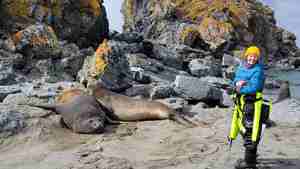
[244,46,260,58]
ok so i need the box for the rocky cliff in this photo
[122,0,300,68]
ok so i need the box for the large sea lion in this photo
[25,89,107,134]
[88,83,199,127]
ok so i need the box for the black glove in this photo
[226,86,236,95]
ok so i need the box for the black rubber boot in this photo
[235,159,257,169]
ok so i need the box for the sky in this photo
[103,0,124,32]
[261,0,300,47]
[103,0,300,47]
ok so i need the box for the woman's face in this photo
[246,54,258,65]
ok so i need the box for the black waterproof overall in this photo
[230,92,269,169]
[241,94,263,168]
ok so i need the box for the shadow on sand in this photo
[257,158,300,169]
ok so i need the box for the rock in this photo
[126,52,190,83]
[58,1,109,47]
[59,43,86,78]
[1,0,109,47]
[150,83,175,99]
[198,76,231,86]
[78,40,133,91]
[124,84,152,98]
[130,67,151,84]
[222,53,240,67]
[188,57,222,77]
[122,0,299,65]
[12,23,61,58]
[264,79,281,89]
[156,97,188,112]
[0,50,26,84]
[292,57,300,69]
[0,85,21,102]
[152,43,184,69]
[2,81,84,103]
[1,37,16,52]
[179,25,209,49]
[1,94,52,118]
[0,110,26,138]
[112,32,144,43]
[173,75,223,103]
[282,30,297,45]
[223,65,236,80]
[0,61,16,85]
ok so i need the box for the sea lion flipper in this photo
[105,116,129,124]
[169,113,194,128]
[170,112,209,128]
[59,117,69,128]
[20,103,60,114]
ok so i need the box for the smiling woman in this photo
[103,0,124,32]
[261,0,300,47]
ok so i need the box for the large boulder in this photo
[12,23,60,58]
[173,75,223,103]
[78,40,135,91]
[188,57,222,77]
[126,53,190,83]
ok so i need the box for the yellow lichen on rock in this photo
[166,0,251,48]
[12,24,59,49]
[6,0,30,17]
[180,26,201,45]
[123,0,135,30]
[4,0,62,18]
[172,0,249,25]
[90,39,111,78]
[79,0,102,16]
[198,16,234,48]
[12,31,23,45]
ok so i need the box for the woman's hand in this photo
[236,80,247,92]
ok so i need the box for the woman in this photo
[229,46,265,169]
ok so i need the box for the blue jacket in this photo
[233,63,264,94]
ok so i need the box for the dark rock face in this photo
[0,1,110,84]
[1,0,109,48]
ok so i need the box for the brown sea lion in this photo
[88,83,199,127]
[55,88,86,103]
[24,89,107,134]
